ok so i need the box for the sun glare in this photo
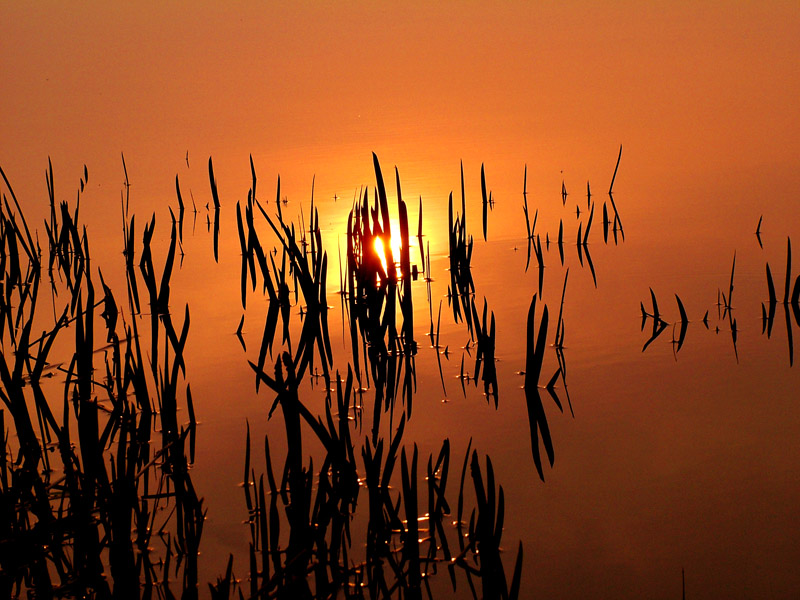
[372,226,405,277]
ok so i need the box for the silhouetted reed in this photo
[755,215,763,248]
[674,294,689,353]
[227,154,529,599]
[759,236,800,365]
[640,288,668,352]
[640,240,800,363]
[523,294,558,481]
[481,164,490,242]
[1,161,204,598]
[1,150,622,598]
[447,165,476,337]
[608,144,624,241]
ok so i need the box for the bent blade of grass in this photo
[676,294,688,324]
[642,319,668,353]
[584,242,597,287]
[208,156,221,210]
[522,165,530,239]
[767,262,777,305]
[609,144,622,195]
[583,202,594,246]
[756,215,763,248]
[792,274,800,307]
[556,269,569,346]
[175,175,185,243]
[785,237,792,304]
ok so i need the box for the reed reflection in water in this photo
[3,147,799,598]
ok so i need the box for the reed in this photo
[481,163,489,242]
[1,151,646,598]
[784,237,792,304]
[554,269,569,349]
[641,288,668,352]
[674,294,689,353]
[608,144,624,240]
[523,294,555,480]
[755,215,763,248]
[227,155,539,598]
[1,160,204,598]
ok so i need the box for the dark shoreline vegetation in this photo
[1,150,795,599]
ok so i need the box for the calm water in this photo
[3,4,800,598]
[6,148,800,598]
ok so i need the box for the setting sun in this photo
[372,223,405,278]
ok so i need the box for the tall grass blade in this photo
[584,243,597,287]
[536,236,544,299]
[583,202,594,246]
[609,144,622,195]
[792,274,800,308]
[649,288,660,322]
[522,164,530,238]
[554,269,569,347]
[506,542,524,600]
[208,157,221,210]
[785,304,794,366]
[767,263,777,305]
[236,202,247,309]
[461,161,466,231]
[676,294,688,324]
[784,237,792,304]
[523,294,553,479]
[175,175,185,243]
[481,163,488,242]
[213,208,220,263]
[675,295,689,352]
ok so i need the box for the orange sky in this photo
[2,2,798,223]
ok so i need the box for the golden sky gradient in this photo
[2,2,798,221]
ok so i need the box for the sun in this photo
[372,222,404,277]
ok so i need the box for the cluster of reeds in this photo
[445,164,499,402]
[1,160,202,598]
[518,149,630,480]
[641,230,800,365]
[0,147,626,597]
[215,154,526,599]
[763,236,800,364]
[522,271,572,482]
[639,288,670,353]
[640,279,732,358]
[533,146,624,293]
[344,155,416,423]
